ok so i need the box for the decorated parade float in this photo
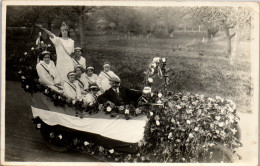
[18,42,242,163]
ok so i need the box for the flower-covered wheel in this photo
[40,128,71,153]
[198,143,234,163]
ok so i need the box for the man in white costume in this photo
[63,71,82,100]
[73,47,86,70]
[36,51,62,92]
[74,65,89,93]
[36,22,75,83]
[97,61,120,93]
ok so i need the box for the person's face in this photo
[69,75,75,82]
[110,81,120,88]
[90,88,98,94]
[87,69,93,76]
[61,29,68,37]
[75,50,82,57]
[43,54,50,64]
[75,68,82,77]
[104,65,110,72]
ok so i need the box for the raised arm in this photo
[35,24,55,38]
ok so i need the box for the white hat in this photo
[67,71,75,78]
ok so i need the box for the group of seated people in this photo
[36,47,142,108]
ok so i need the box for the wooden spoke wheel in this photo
[40,128,71,152]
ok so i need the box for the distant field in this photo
[80,34,252,113]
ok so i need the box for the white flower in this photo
[58,96,61,99]
[215,130,220,134]
[108,149,114,154]
[156,120,160,126]
[48,44,51,47]
[176,105,181,109]
[152,57,160,63]
[106,106,112,112]
[157,100,162,104]
[186,109,193,114]
[209,143,215,147]
[36,123,41,129]
[168,132,173,139]
[149,111,154,116]
[189,133,194,138]
[231,128,237,134]
[158,92,163,98]
[26,85,29,89]
[135,108,141,114]
[186,120,191,125]
[18,70,22,74]
[215,116,221,121]
[31,47,34,51]
[220,131,226,137]
[148,77,153,83]
[194,127,199,131]
[49,132,54,138]
[143,87,151,94]
[162,58,166,62]
[171,118,175,123]
[218,122,225,127]
[124,109,129,114]
[176,139,181,142]
[21,76,26,79]
[58,134,62,139]
[24,52,27,56]
[44,89,48,94]
[72,100,76,105]
[84,141,89,146]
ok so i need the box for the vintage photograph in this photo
[1,1,259,165]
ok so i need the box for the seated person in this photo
[83,83,100,106]
[97,77,142,107]
[63,71,82,100]
[85,66,98,85]
[97,61,120,93]
[73,47,86,69]
[36,51,62,92]
[74,64,89,93]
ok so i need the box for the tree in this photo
[191,7,251,65]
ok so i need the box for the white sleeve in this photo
[36,64,54,86]
[49,35,58,46]
[63,82,74,99]
[51,61,61,84]
[75,83,82,100]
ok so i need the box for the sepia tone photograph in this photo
[1,1,259,165]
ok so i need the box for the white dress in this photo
[73,56,86,69]
[50,35,74,83]
[63,81,82,100]
[36,60,61,86]
[75,73,89,91]
[97,70,120,92]
[85,73,98,85]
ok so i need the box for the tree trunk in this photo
[230,24,241,65]
[223,25,231,57]
[78,14,85,49]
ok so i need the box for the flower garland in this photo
[22,45,242,162]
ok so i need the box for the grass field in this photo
[79,34,252,113]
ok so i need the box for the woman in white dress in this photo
[97,62,120,93]
[36,22,74,83]
[36,51,62,91]
[85,66,98,84]
[73,47,86,70]
[63,71,82,100]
